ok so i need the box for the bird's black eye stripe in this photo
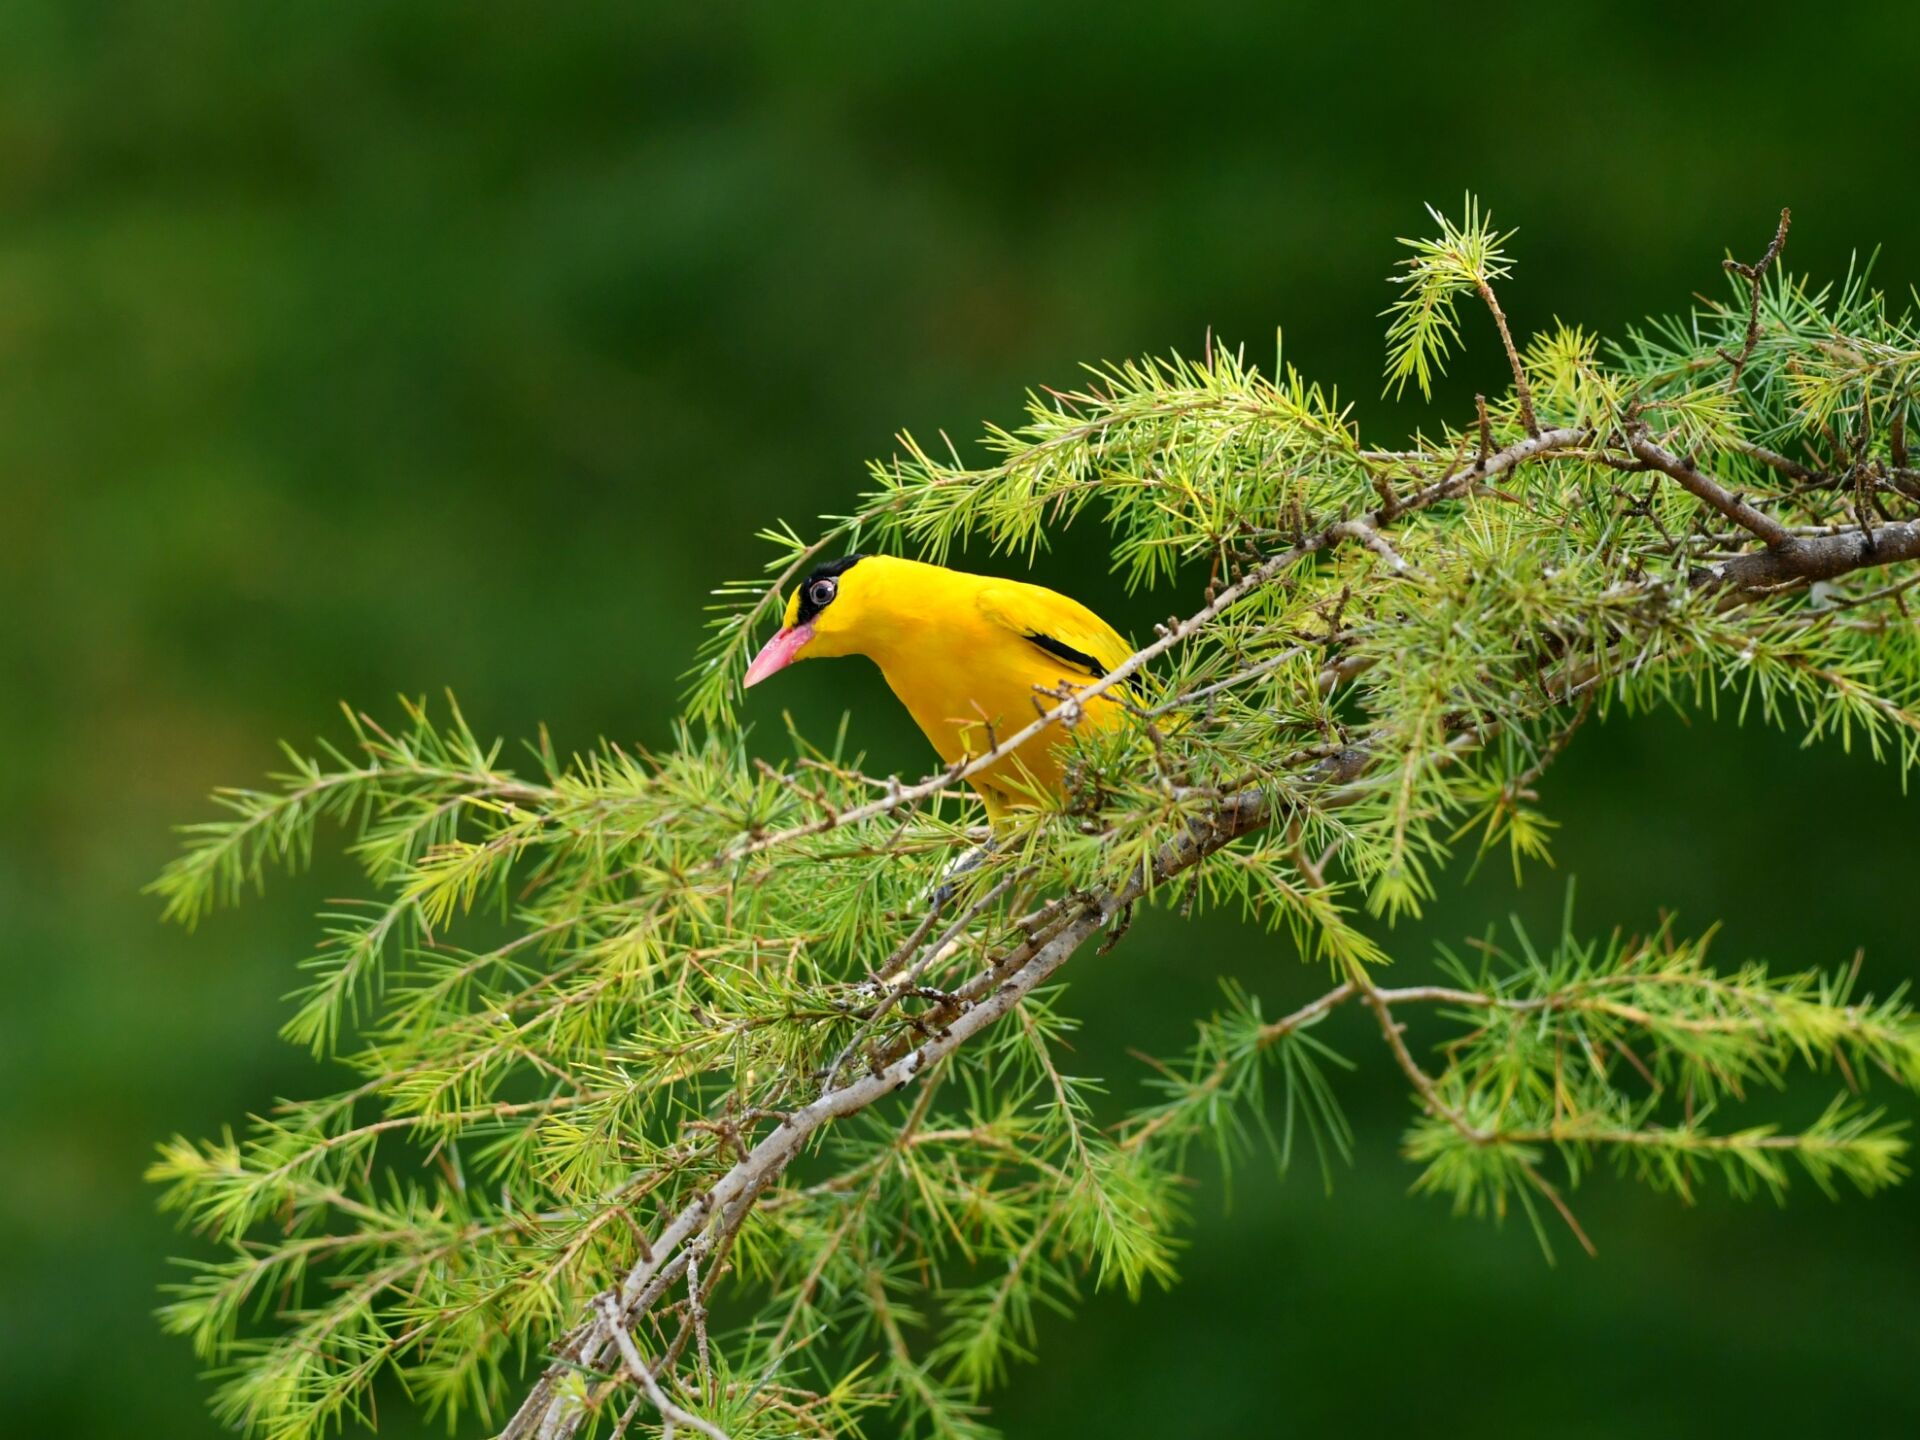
[795,554,865,624]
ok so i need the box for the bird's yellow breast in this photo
[873,614,1119,812]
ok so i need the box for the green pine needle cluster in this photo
[153,199,1920,1440]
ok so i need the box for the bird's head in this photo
[744,555,868,687]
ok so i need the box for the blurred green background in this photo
[5,2,1919,1434]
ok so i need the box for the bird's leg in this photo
[926,832,997,913]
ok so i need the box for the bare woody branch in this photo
[1718,207,1791,382]
[1477,284,1539,436]
[1710,516,1920,589]
[1629,435,1798,548]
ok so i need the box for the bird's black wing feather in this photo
[1024,631,1106,679]
[1023,631,1145,703]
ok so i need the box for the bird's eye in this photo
[808,579,837,609]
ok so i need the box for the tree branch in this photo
[595,1293,734,1440]
[711,427,1588,870]
[504,778,1308,1437]
[507,409,1920,1434]
[156,201,1920,1440]
[1630,435,1796,548]
[1718,207,1791,383]
[1706,517,1920,589]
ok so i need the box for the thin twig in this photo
[1351,964,1487,1142]
[1730,436,1824,485]
[1629,435,1796,548]
[595,1293,734,1440]
[1717,207,1791,383]
[821,869,1027,1093]
[1120,981,1358,1152]
[1476,281,1539,437]
[1350,964,1597,1257]
[1329,518,1420,576]
[684,1252,712,1400]
[1145,645,1307,716]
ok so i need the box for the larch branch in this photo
[1630,435,1797,548]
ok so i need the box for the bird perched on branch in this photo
[744,555,1134,820]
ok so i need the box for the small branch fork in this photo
[1719,207,1791,383]
[1348,963,1596,1257]
[1628,435,1796,549]
[595,1293,734,1440]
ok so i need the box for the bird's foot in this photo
[926,837,997,912]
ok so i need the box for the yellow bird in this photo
[744,555,1135,820]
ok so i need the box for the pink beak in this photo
[744,622,816,688]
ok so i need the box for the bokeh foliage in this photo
[7,2,1920,1437]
